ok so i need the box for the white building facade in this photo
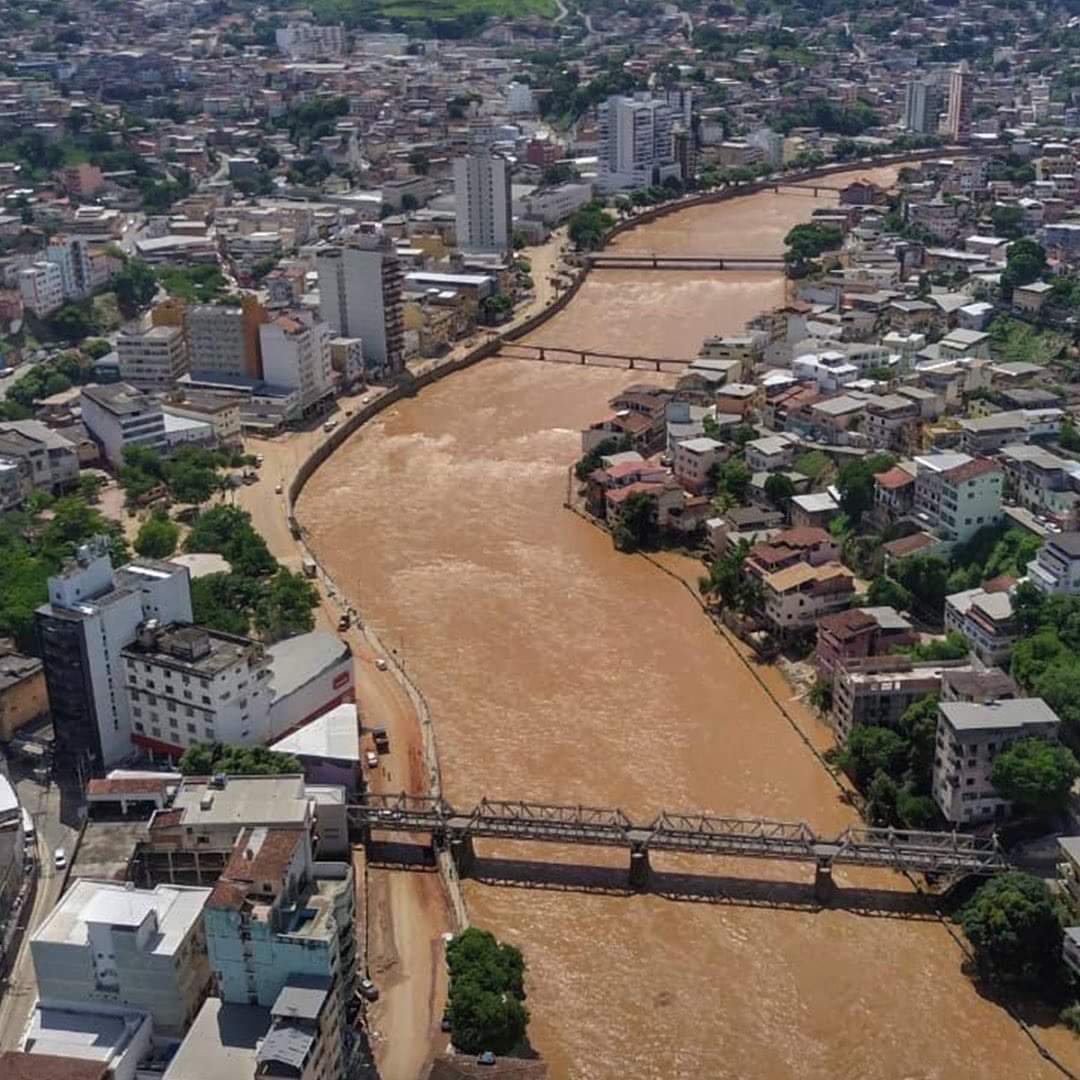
[596,93,681,194]
[453,153,513,255]
[316,229,404,377]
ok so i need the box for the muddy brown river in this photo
[299,168,1080,1079]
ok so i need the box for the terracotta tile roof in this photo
[943,457,1000,484]
[220,826,305,889]
[818,608,878,640]
[87,778,167,797]
[984,574,1017,593]
[875,466,915,491]
[208,879,247,911]
[606,480,669,505]
[0,1053,108,1080]
[777,526,832,547]
[148,808,183,831]
[882,531,940,558]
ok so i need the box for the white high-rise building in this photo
[597,93,681,194]
[316,228,404,378]
[505,81,535,115]
[46,235,94,300]
[259,313,334,414]
[34,538,193,772]
[903,79,942,134]
[18,261,64,317]
[453,153,513,255]
[275,22,347,58]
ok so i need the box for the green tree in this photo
[711,458,751,504]
[612,490,659,553]
[253,569,319,642]
[698,538,751,611]
[446,928,529,1055]
[191,572,261,636]
[904,632,969,661]
[185,505,277,577]
[178,742,301,776]
[784,222,843,274]
[567,202,614,250]
[959,872,1065,991]
[82,338,113,359]
[1000,238,1048,295]
[894,554,950,617]
[48,304,95,341]
[990,737,1080,817]
[764,472,795,508]
[990,204,1024,240]
[112,258,158,315]
[866,575,911,611]
[836,453,897,525]
[574,436,630,481]
[134,512,179,559]
[837,725,908,788]
[257,145,281,169]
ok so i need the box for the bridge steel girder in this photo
[347,795,1009,878]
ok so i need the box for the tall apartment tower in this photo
[259,313,335,413]
[34,538,192,774]
[903,79,942,134]
[597,93,680,193]
[316,228,404,379]
[453,153,513,255]
[945,63,973,142]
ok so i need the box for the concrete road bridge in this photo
[348,794,1008,899]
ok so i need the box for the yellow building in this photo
[0,651,47,741]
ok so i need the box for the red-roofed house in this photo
[744,527,840,579]
[815,606,917,675]
[873,465,916,521]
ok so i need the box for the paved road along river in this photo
[299,166,1080,1079]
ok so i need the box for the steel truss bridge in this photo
[348,794,1008,896]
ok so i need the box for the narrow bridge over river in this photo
[586,253,787,271]
[348,794,1008,899]
[499,343,694,371]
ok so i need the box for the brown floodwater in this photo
[299,167,1080,1079]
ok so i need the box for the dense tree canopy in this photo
[178,742,301,777]
[990,738,1079,817]
[134,511,180,559]
[446,927,529,1055]
[960,872,1065,991]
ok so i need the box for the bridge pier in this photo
[813,860,834,903]
[450,835,476,877]
[538,347,545,361]
[628,846,651,891]
[579,352,587,365]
